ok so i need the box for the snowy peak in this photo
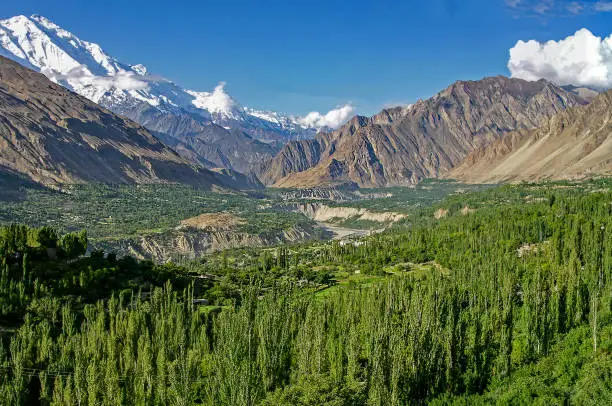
[0,14,158,107]
[0,14,353,139]
[131,64,148,76]
[0,14,124,77]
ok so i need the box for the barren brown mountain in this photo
[0,56,253,189]
[257,77,588,188]
[448,90,612,183]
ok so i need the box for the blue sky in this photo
[1,0,611,116]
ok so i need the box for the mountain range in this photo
[449,89,612,183]
[257,77,590,187]
[0,15,337,173]
[0,14,610,190]
[0,55,256,189]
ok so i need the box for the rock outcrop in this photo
[297,203,407,223]
[117,224,323,262]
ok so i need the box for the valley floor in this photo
[0,178,485,261]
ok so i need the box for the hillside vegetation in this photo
[0,179,611,404]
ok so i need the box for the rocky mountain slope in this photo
[255,116,368,185]
[0,15,349,173]
[0,56,255,188]
[448,90,612,183]
[259,77,588,188]
[126,102,280,173]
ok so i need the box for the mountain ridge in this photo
[0,55,257,189]
[448,89,612,183]
[0,14,328,139]
[259,76,588,188]
[0,14,354,173]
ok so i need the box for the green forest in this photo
[1,180,611,404]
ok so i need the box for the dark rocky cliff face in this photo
[117,102,280,173]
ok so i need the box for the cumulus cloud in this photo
[508,28,612,89]
[297,104,355,129]
[187,82,241,117]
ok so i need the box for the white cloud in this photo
[188,82,240,118]
[89,71,150,92]
[297,104,355,129]
[44,66,149,92]
[506,1,612,16]
[567,2,584,14]
[508,28,612,89]
[595,2,612,11]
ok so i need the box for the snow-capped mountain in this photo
[0,14,351,142]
